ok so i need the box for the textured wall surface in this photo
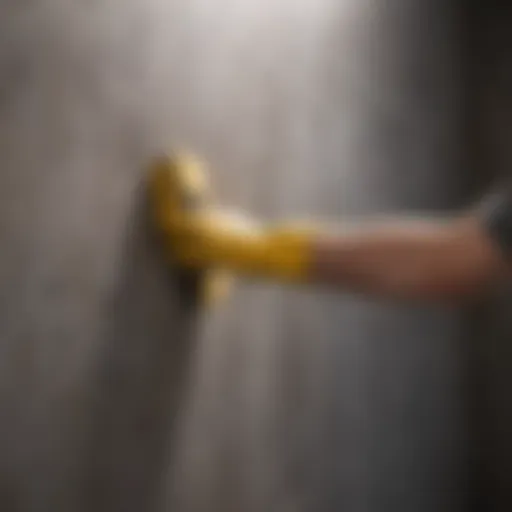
[0,1,482,511]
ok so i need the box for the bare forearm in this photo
[310,215,504,302]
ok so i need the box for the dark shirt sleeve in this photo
[478,183,512,259]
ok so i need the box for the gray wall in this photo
[0,1,498,511]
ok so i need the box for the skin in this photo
[310,213,508,304]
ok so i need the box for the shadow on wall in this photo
[82,183,202,512]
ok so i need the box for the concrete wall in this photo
[0,1,489,511]
[0,3,196,510]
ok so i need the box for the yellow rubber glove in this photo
[148,152,313,284]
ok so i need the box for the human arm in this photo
[310,213,507,303]
[150,154,511,304]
